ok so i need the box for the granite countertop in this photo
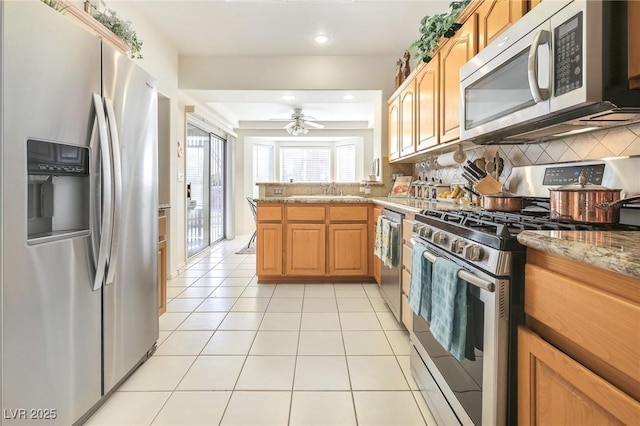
[517,230,640,280]
[256,195,471,216]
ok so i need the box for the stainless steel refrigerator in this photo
[1,1,159,424]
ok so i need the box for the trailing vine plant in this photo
[92,1,143,59]
[408,0,471,63]
[40,0,67,13]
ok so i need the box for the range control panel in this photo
[543,163,605,185]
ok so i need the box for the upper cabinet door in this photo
[388,97,401,160]
[478,0,527,50]
[440,14,478,144]
[399,81,416,157]
[416,53,440,151]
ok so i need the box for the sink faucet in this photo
[322,183,330,195]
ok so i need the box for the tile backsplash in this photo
[412,124,640,187]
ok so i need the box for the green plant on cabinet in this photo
[92,1,143,59]
[409,0,471,63]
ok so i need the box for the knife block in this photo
[474,175,503,195]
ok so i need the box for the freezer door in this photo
[101,43,159,393]
[1,1,102,424]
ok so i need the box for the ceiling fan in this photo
[280,108,325,135]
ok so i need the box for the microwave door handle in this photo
[527,29,550,103]
[103,98,122,287]
[91,93,114,291]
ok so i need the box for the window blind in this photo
[335,144,356,182]
[253,144,274,197]
[280,147,331,182]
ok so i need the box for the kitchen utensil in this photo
[462,171,478,184]
[485,158,495,176]
[548,172,634,223]
[474,175,502,195]
[473,158,487,171]
[595,195,640,210]
[463,160,486,180]
[481,187,523,212]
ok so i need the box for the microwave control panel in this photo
[554,12,583,96]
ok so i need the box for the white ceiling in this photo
[130,0,450,126]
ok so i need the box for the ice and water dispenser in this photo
[27,139,90,244]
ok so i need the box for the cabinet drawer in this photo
[287,206,326,221]
[402,268,411,295]
[329,205,368,222]
[525,264,640,386]
[258,205,283,222]
[402,244,412,271]
[402,219,415,242]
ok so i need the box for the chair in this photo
[246,197,257,249]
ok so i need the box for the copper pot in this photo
[548,173,640,223]
[481,188,523,212]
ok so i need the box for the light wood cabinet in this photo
[629,0,640,89]
[388,97,400,160]
[400,82,416,157]
[477,0,526,50]
[519,249,640,425]
[416,52,440,151]
[401,215,415,331]
[158,208,168,316]
[372,207,382,285]
[257,203,373,282]
[440,13,478,144]
[387,0,531,161]
[518,327,640,426]
[286,223,326,276]
[257,223,283,276]
[329,223,368,276]
[257,204,284,277]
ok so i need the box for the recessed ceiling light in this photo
[342,94,355,100]
[282,95,295,101]
[312,34,330,45]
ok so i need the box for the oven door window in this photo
[414,285,485,425]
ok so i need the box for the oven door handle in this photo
[411,238,495,293]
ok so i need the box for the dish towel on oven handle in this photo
[408,242,433,320]
[430,257,468,361]
[374,214,385,260]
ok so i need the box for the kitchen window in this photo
[253,144,274,197]
[280,146,331,182]
[335,144,356,182]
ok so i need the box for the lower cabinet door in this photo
[518,327,640,426]
[286,223,326,276]
[328,223,368,276]
[257,223,283,276]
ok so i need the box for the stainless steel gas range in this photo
[408,158,640,426]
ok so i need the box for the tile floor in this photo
[86,236,436,426]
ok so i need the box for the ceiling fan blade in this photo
[305,121,325,129]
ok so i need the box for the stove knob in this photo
[432,231,447,245]
[419,226,432,238]
[450,239,464,254]
[464,244,483,261]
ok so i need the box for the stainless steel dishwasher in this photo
[379,208,404,322]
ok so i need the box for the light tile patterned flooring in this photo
[86,236,436,426]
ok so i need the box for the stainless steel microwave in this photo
[460,0,640,145]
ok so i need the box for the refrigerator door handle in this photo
[104,97,122,287]
[91,93,114,291]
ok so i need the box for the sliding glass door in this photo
[186,123,226,257]
[209,134,225,244]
